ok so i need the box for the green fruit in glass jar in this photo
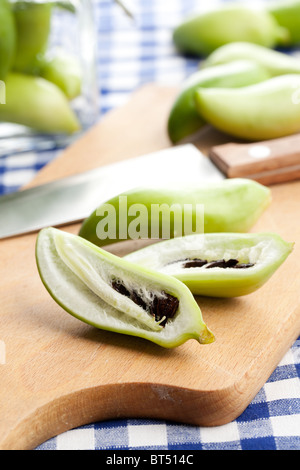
[0,0,16,80]
[0,73,80,134]
[36,51,82,100]
[13,1,52,73]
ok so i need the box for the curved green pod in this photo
[0,0,16,80]
[267,0,300,45]
[125,233,293,298]
[195,74,300,141]
[203,42,300,76]
[167,59,271,143]
[0,73,80,134]
[12,1,52,73]
[172,5,289,57]
[79,179,272,248]
[36,227,215,348]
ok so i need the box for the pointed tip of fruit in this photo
[289,242,295,252]
[198,326,215,345]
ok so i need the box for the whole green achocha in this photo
[267,0,300,46]
[167,59,271,143]
[79,179,271,248]
[173,4,289,56]
[195,74,300,141]
[203,42,300,76]
[169,40,300,143]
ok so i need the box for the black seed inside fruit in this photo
[180,258,254,269]
[206,259,239,269]
[233,263,255,269]
[111,279,179,327]
[182,259,208,268]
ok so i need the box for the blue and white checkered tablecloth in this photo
[1,0,299,451]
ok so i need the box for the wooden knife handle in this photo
[209,134,300,185]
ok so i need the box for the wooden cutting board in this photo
[1,84,300,450]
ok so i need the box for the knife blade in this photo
[0,144,224,240]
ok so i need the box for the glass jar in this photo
[0,0,99,156]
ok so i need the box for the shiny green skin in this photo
[195,74,300,141]
[36,227,215,348]
[125,233,294,298]
[172,6,289,57]
[79,179,272,248]
[203,42,300,76]
[167,60,271,143]
[0,73,80,133]
[267,0,300,45]
[13,2,52,73]
[0,0,16,79]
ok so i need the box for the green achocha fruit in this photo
[13,1,52,73]
[167,59,271,143]
[267,0,300,45]
[36,227,215,348]
[203,42,300,76]
[172,5,289,57]
[0,0,16,80]
[36,51,82,100]
[79,179,272,248]
[0,73,80,134]
[125,233,293,298]
[195,74,300,141]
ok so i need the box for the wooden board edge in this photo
[2,302,299,451]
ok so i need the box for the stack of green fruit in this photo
[0,0,81,134]
[168,1,300,143]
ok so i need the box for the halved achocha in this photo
[36,227,215,348]
[125,233,293,297]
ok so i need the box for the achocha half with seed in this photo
[36,227,215,348]
[125,233,294,298]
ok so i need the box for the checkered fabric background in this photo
[37,339,300,450]
[0,0,299,451]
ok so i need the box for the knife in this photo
[0,144,224,239]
